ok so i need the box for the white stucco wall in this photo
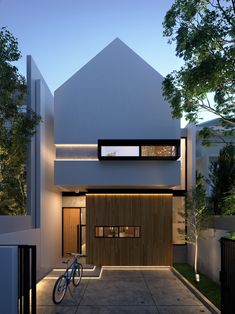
[0,57,62,279]
[55,38,180,144]
[187,229,227,283]
[185,124,196,190]
[55,160,180,188]
[54,39,181,189]
[28,56,62,274]
[0,230,41,275]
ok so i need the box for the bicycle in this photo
[52,253,84,304]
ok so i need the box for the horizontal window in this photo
[95,226,141,238]
[101,146,139,157]
[98,139,180,160]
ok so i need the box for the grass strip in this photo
[174,263,221,310]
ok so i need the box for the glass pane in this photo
[141,145,177,157]
[134,227,140,237]
[104,227,115,237]
[119,226,134,237]
[95,227,103,237]
[81,207,86,225]
[101,146,139,157]
[113,227,119,237]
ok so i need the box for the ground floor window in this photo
[95,226,141,238]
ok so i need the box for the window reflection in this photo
[95,226,141,238]
[101,146,139,157]
[95,227,103,237]
[119,226,134,237]
[141,145,177,157]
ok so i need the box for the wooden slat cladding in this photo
[63,208,80,256]
[86,194,172,266]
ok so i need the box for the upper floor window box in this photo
[98,139,180,160]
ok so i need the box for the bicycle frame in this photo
[64,257,79,283]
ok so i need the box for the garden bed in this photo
[173,263,221,310]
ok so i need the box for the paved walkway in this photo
[37,268,212,313]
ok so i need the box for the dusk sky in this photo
[0,0,215,124]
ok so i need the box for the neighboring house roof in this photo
[196,118,221,128]
[196,118,235,134]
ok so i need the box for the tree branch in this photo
[217,0,235,27]
[197,97,235,125]
[231,0,235,14]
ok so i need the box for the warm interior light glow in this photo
[103,266,171,270]
[55,144,98,147]
[55,159,99,161]
[87,193,172,196]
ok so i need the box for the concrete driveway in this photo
[37,268,212,313]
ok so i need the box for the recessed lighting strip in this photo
[55,144,98,147]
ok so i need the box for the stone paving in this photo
[37,268,212,313]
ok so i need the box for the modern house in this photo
[54,38,194,266]
[0,38,195,276]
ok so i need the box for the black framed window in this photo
[98,139,180,160]
[95,226,141,238]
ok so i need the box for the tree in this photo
[162,0,235,125]
[223,187,235,215]
[178,172,210,281]
[0,27,40,215]
[208,144,235,214]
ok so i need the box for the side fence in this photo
[0,245,36,314]
[220,237,235,314]
[19,245,37,314]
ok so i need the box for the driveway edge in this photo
[172,267,220,314]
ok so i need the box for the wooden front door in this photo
[63,208,80,256]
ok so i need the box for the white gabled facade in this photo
[0,39,193,273]
[53,39,191,266]
[54,38,181,190]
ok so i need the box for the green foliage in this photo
[226,231,235,240]
[208,144,235,215]
[199,122,235,146]
[178,172,210,244]
[174,263,221,309]
[0,27,40,215]
[163,0,235,125]
[222,187,235,215]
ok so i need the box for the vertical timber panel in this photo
[86,194,172,266]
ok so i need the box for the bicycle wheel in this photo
[72,263,83,286]
[52,275,67,304]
